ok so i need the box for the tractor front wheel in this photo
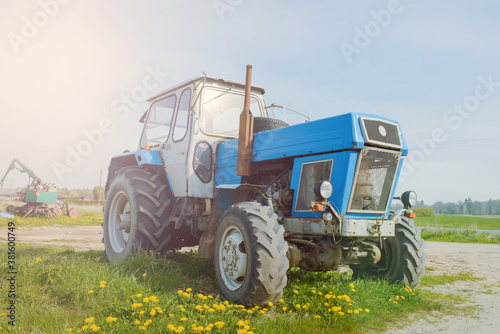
[214,202,289,306]
[351,216,426,289]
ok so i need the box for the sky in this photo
[1,0,499,204]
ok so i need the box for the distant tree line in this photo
[392,199,500,216]
[431,199,500,215]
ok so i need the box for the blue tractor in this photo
[103,66,425,306]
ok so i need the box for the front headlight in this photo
[401,190,417,208]
[314,180,333,200]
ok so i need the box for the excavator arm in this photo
[0,159,41,188]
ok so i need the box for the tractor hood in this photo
[215,112,407,188]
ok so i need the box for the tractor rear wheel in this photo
[351,216,426,289]
[214,202,289,306]
[103,167,176,262]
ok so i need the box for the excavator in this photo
[0,159,77,217]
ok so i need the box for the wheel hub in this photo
[219,227,247,290]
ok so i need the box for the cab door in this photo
[161,88,192,197]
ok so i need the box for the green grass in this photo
[420,271,486,287]
[0,244,445,334]
[0,215,102,228]
[415,215,500,230]
[420,227,500,244]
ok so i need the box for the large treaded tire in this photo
[103,167,176,262]
[253,117,289,133]
[351,216,426,289]
[214,202,289,307]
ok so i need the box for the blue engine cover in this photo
[215,112,408,218]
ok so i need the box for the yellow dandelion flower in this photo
[349,283,355,288]
[132,303,143,309]
[293,290,299,294]
[139,326,146,331]
[268,301,273,307]
[186,288,192,292]
[66,329,72,332]
[215,321,225,329]
[237,329,247,334]
[196,326,205,332]
[35,257,42,262]
[134,320,141,325]
[347,310,353,314]
[105,316,117,323]
[143,273,147,277]
[354,309,360,314]
[393,301,398,304]
[143,297,150,303]
[99,281,106,285]
[412,292,416,295]
[260,310,265,314]
[139,310,145,315]
[401,296,406,300]
[89,324,100,332]
[99,284,106,288]
[351,289,356,292]
[180,317,188,322]
[295,304,301,309]
[177,290,183,295]
[247,310,253,314]
[88,290,94,294]
[136,293,143,298]
[237,320,245,327]
[338,311,345,316]
[314,315,321,319]
[84,317,95,324]
[312,290,317,294]
[150,309,156,316]
[81,325,89,331]
[324,302,329,306]
[145,319,152,325]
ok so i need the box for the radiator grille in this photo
[348,148,400,213]
[361,117,402,149]
[295,159,333,212]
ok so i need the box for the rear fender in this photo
[104,150,166,193]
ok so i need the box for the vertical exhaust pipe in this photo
[237,65,254,176]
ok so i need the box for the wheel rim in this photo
[218,225,248,291]
[108,191,131,253]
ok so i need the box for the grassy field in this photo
[415,215,500,230]
[0,244,447,334]
[420,228,500,244]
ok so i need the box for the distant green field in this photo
[414,215,500,230]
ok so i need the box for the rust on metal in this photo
[237,65,254,176]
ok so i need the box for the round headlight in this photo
[314,180,333,200]
[401,190,417,208]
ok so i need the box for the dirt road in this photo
[3,226,500,333]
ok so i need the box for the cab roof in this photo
[147,75,266,102]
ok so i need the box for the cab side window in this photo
[172,89,191,142]
[140,95,176,148]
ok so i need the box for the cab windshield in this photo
[201,87,263,137]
